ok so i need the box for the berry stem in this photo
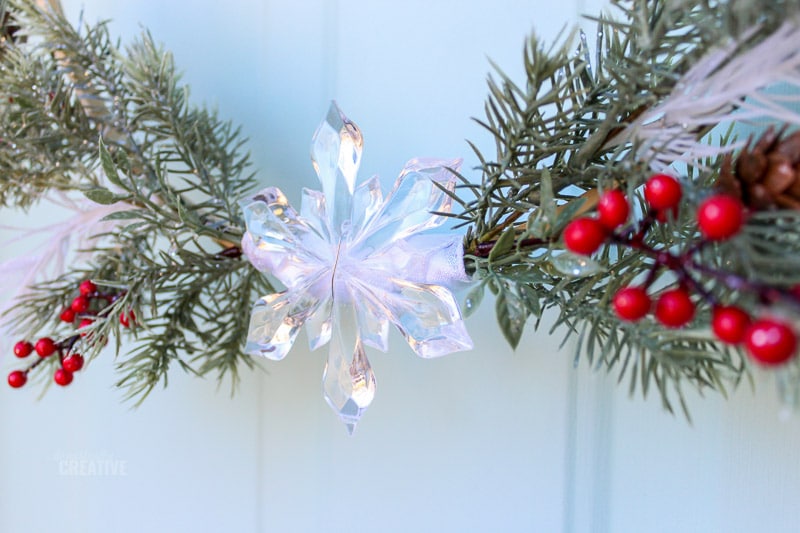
[61,334,80,354]
[23,353,49,374]
[216,245,243,260]
[674,264,718,307]
[642,262,660,290]
[472,201,799,315]
[606,205,796,311]
[472,236,555,258]
[687,258,800,310]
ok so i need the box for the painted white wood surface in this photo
[1,1,799,532]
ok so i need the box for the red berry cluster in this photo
[563,174,746,258]
[7,279,135,390]
[712,307,797,366]
[612,286,696,328]
[563,174,798,366]
[7,336,84,388]
[58,279,134,333]
[562,189,630,256]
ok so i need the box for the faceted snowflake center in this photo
[330,238,345,299]
[326,237,373,303]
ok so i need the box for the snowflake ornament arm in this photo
[240,102,473,433]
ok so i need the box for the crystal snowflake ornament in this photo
[240,102,473,433]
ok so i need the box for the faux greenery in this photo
[1,0,270,401]
[458,0,800,414]
[2,0,800,413]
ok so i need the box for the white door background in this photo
[2,1,800,532]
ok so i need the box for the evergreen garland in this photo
[2,0,800,413]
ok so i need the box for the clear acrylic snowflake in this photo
[240,103,473,433]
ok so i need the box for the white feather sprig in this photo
[606,21,800,171]
[0,191,131,324]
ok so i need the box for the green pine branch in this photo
[460,0,800,412]
[1,0,270,400]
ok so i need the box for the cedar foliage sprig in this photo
[1,0,271,400]
[460,0,800,415]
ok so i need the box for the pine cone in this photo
[718,127,800,211]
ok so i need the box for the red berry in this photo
[563,217,607,255]
[644,174,682,211]
[712,305,750,344]
[655,288,695,328]
[62,353,84,373]
[613,286,651,321]
[697,194,744,241]
[745,319,798,365]
[13,340,34,358]
[7,370,26,388]
[54,368,73,386]
[71,295,90,313]
[790,284,800,302]
[79,280,97,296]
[120,310,136,328]
[79,318,94,337]
[60,308,76,323]
[597,189,630,230]
[34,337,57,357]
